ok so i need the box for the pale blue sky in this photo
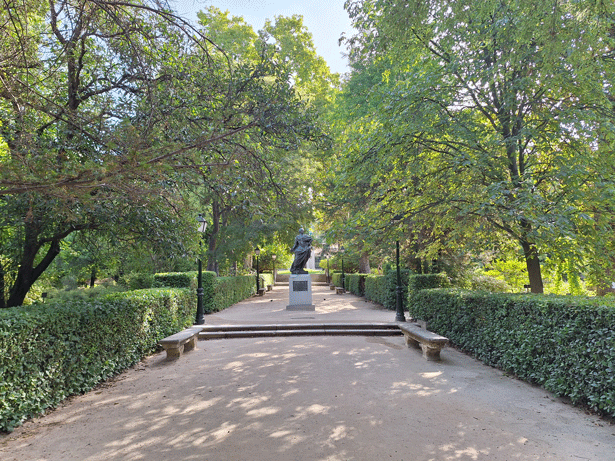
[170,0,353,74]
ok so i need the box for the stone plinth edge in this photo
[286,304,316,311]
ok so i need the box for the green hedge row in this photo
[154,272,197,289]
[211,275,255,312]
[331,272,345,288]
[0,288,195,432]
[345,274,368,296]
[408,273,449,291]
[408,289,615,418]
[363,270,413,310]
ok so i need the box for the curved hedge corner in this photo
[0,288,195,433]
[408,289,615,418]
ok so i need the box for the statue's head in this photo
[298,227,304,234]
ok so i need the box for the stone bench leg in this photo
[420,344,443,361]
[183,335,198,353]
[403,334,421,349]
[163,344,184,360]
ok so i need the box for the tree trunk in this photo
[521,239,544,294]
[90,267,97,288]
[0,262,5,308]
[7,239,62,307]
[358,252,370,274]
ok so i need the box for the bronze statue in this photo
[290,228,312,274]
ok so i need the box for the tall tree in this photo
[340,0,615,292]
[0,1,326,306]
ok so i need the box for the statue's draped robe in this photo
[290,235,312,274]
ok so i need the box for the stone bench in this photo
[159,326,202,360]
[329,284,336,290]
[399,323,448,361]
[257,287,266,296]
[266,284,273,291]
[335,287,345,294]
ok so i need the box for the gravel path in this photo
[1,284,613,460]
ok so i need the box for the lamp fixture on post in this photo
[195,214,207,325]
[325,253,331,285]
[254,247,261,293]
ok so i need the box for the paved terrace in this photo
[1,284,613,460]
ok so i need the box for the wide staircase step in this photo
[198,323,403,340]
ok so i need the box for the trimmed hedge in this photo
[0,288,195,432]
[408,273,449,291]
[408,289,615,418]
[154,271,256,313]
[365,274,388,305]
[363,270,412,310]
[331,272,345,288]
[154,272,196,289]
[346,273,368,296]
[211,275,255,312]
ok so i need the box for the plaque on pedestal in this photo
[286,274,315,311]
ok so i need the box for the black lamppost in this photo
[326,253,331,285]
[395,239,406,322]
[196,214,207,325]
[340,245,345,291]
[254,247,261,293]
[271,254,277,286]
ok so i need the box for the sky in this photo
[170,0,354,75]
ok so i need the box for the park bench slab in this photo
[159,326,202,360]
[399,323,448,361]
[335,287,345,294]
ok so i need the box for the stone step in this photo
[198,323,403,340]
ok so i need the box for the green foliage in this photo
[480,260,528,292]
[408,289,615,418]
[0,288,195,432]
[364,274,388,306]
[331,272,345,288]
[407,274,449,291]
[211,275,255,312]
[154,272,196,289]
[119,272,155,290]
[258,273,275,289]
[346,273,368,296]
[338,0,615,293]
[470,274,512,293]
[361,269,412,310]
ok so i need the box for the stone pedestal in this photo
[286,274,315,311]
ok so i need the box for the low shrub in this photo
[363,269,412,310]
[119,272,155,290]
[470,273,512,292]
[408,289,615,418]
[331,272,345,288]
[364,274,388,305]
[408,273,450,291]
[211,275,255,312]
[346,274,368,296]
[154,272,196,289]
[0,288,195,432]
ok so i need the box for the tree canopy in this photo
[329,0,615,292]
